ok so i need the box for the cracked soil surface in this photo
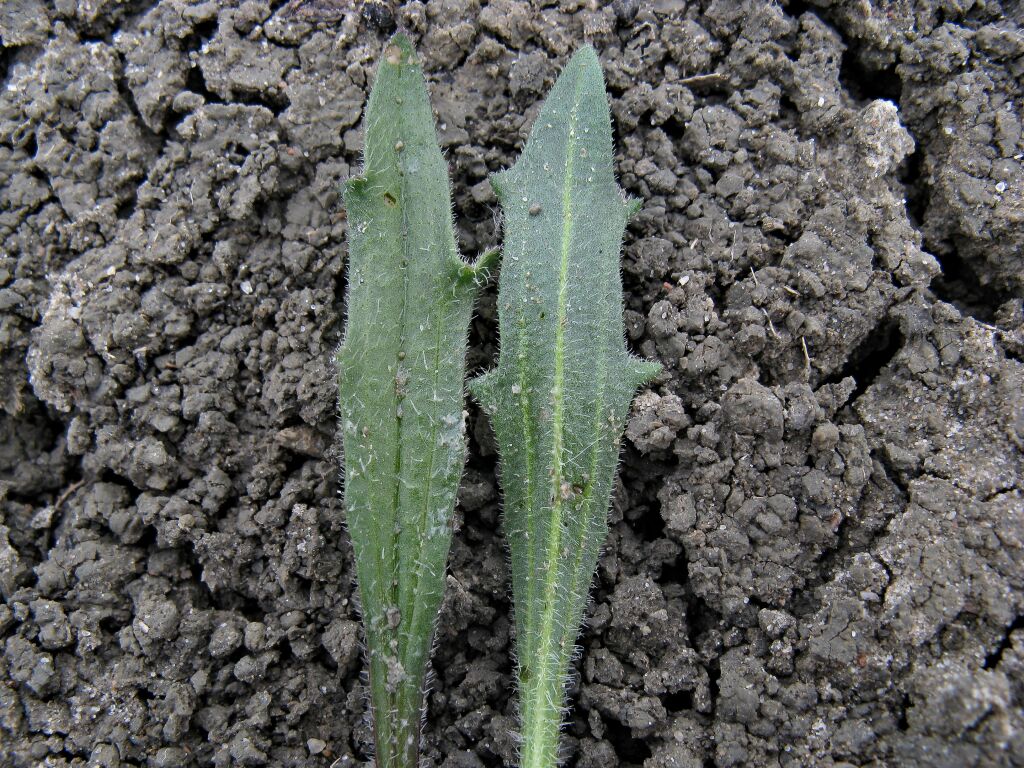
[1,1,1023,766]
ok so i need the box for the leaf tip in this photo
[627,357,662,388]
[468,370,499,413]
[571,44,601,70]
[472,247,501,284]
[383,33,416,67]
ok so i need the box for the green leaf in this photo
[337,33,493,768]
[470,45,660,768]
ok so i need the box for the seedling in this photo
[470,47,661,767]
[337,34,496,768]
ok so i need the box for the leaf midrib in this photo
[524,67,584,753]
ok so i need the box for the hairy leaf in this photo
[338,33,496,768]
[470,46,660,767]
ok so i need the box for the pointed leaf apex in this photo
[383,33,416,66]
[471,247,501,285]
[571,44,600,69]
[567,44,606,91]
[468,369,499,413]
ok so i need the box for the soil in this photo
[1,1,1022,767]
